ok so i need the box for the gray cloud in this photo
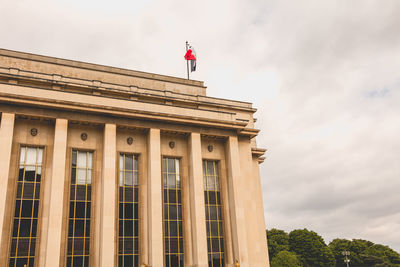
[1,0,399,252]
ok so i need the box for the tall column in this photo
[147,129,163,267]
[44,119,68,266]
[226,136,249,267]
[100,124,117,267]
[188,133,208,267]
[0,113,15,249]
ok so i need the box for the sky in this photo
[1,0,399,252]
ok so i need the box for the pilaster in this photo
[43,118,68,266]
[100,124,117,267]
[226,136,249,267]
[0,113,14,252]
[188,133,208,267]
[147,129,163,267]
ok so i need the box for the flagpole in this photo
[186,41,190,80]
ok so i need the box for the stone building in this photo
[0,49,269,267]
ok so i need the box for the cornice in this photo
[0,67,256,113]
[0,83,259,135]
[0,48,205,88]
[252,147,267,163]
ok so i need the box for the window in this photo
[162,158,184,267]
[9,147,43,267]
[118,154,139,267]
[67,151,93,267]
[203,161,224,267]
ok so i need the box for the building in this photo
[0,48,269,267]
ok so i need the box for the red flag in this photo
[184,49,196,60]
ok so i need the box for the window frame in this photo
[64,148,96,267]
[117,152,140,267]
[203,159,226,267]
[8,144,47,267]
[161,156,185,267]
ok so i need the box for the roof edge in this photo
[0,48,205,88]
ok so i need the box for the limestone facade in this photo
[0,48,269,267]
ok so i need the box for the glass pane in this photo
[26,148,37,165]
[134,157,138,171]
[207,176,215,191]
[125,155,133,171]
[175,160,180,175]
[22,183,34,199]
[20,147,26,163]
[176,175,181,188]
[76,169,86,185]
[125,171,133,186]
[207,161,214,175]
[124,203,133,219]
[119,155,124,171]
[163,174,168,187]
[209,206,218,220]
[37,148,43,164]
[214,163,219,176]
[168,190,177,203]
[72,151,77,167]
[87,152,93,168]
[77,152,87,168]
[134,172,138,186]
[209,192,217,205]
[211,222,219,236]
[87,170,92,185]
[168,174,176,188]
[169,221,178,236]
[71,168,76,184]
[124,188,133,202]
[119,171,124,186]
[169,205,177,220]
[162,158,167,172]
[167,158,175,173]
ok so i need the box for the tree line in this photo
[267,228,400,267]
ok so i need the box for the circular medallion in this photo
[127,137,134,145]
[169,141,175,149]
[30,128,38,136]
[81,133,88,141]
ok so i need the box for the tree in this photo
[329,238,353,267]
[271,251,302,267]
[267,228,290,259]
[362,244,400,266]
[289,229,336,267]
[329,238,400,267]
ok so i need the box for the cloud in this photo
[1,0,399,252]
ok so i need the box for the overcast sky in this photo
[1,0,399,252]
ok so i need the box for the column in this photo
[44,119,68,266]
[226,136,249,267]
[0,113,14,248]
[100,124,117,267]
[188,133,208,267]
[147,129,163,267]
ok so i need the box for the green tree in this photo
[267,228,290,259]
[348,239,375,267]
[329,238,400,267]
[271,251,302,267]
[289,229,336,267]
[329,238,353,267]
[362,244,400,266]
